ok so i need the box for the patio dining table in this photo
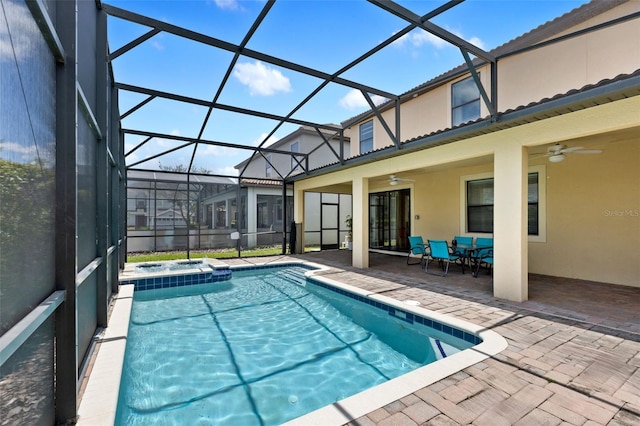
[452,243,492,277]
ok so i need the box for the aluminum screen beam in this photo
[102,3,396,100]
[121,128,310,159]
[115,82,341,132]
[367,0,495,64]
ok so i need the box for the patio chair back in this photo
[407,235,428,265]
[428,240,450,260]
[454,235,473,245]
[476,237,492,247]
[474,237,493,259]
[426,239,463,277]
[408,236,426,254]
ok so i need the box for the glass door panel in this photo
[321,203,338,249]
[369,189,410,251]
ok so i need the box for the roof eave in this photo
[293,73,640,183]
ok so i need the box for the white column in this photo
[352,176,369,268]
[293,185,305,250]
[493,144,528,301]
[247,187,257,248]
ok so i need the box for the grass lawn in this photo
[126,245,320,263]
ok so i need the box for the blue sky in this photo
[107,0,589,176]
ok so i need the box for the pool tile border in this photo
[94,260,506,426]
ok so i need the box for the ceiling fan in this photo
[388,174,415,185]
[545,143,603,163]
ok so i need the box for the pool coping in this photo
[284,262,508,425]
[77,259,507,425]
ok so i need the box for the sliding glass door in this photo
[369,189,410,252]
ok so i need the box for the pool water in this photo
[134,259,206,273]
[115,266,472,425]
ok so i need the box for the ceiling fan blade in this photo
[559,146,584,153]
[572,149,603,154]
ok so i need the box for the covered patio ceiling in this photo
[104,0,592,183]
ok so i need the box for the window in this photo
[265,155,272,177]
[452,76,480,126]
[466,178,493,233]
[463,168,543,238]
[359,120,373,154]
[290,141,299,171]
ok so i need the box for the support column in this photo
[55,0,78,421]
[246,187,257,248]
[493,144,528,302]
[352,177,369,268]
[293,185,305,250]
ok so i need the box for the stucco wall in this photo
[499,13,640,112]
[344,3,640,157]
[529,139,639,285]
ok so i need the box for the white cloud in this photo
[0,6,39,61]
[252,133,279,147]
[339,89,387,110]
[468,36,487,51]
[232,61,291,96]
[392,28,486,54]
[213,0,240,11]
[393,29,447,50]
[150,40,164,51]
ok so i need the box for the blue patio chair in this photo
[474,248,494,277]
[452,235,473,256]
[472,237,493,277]
[407,235,429,265]
[426,239,464,276]
[451,235,474,268]
[453,235,473,245]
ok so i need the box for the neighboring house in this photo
[126,170,237,252]
[227,125,351,248]
[292,0,640,301]
[235,124,350,179]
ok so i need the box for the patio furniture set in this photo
[407,235,493,278]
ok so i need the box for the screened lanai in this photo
[9,0,640,424]
[107,0,516,257]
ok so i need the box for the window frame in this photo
[459,165,546,242]
[290,141,299,171]
[359,120,373,154]
[451,75,481,127]
[265,154,272,177]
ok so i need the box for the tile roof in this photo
[300,67,640,176]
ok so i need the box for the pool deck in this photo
[223,251,640,426]
[80,251,640,425]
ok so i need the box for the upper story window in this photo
[359,120,373,154]
[265,155,272,177]
[452,75,480,126]
[290,141,299,170]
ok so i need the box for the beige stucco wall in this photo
[344,4,640,156]
[499,11,640,112]
[529,139,639,284]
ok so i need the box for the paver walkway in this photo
[222,251,640,425]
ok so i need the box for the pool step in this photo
[273,267,307,286]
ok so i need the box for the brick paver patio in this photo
[222,251,640,425]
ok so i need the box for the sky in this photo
[106,0,590,177]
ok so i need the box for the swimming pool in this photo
[113,263,505,425]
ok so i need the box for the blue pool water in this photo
[115,265,475,425]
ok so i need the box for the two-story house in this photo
[291,0,640,301]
